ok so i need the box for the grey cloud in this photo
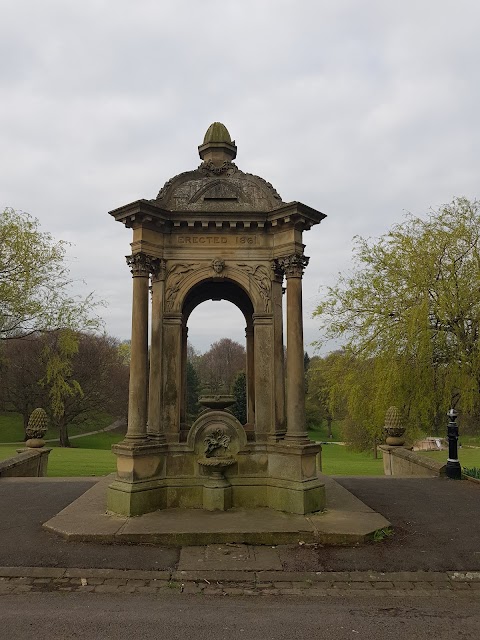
[1,0,480,353]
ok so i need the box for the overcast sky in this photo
[1,0,479,354]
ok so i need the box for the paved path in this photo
[1,565,480,597]
[0,475,479,598]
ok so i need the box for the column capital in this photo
[276,253,309,279]
[126,252,159,277]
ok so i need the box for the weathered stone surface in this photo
[107,123,329,521]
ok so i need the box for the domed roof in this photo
[154,123,283,213]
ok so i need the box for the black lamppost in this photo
[446,408,462,479]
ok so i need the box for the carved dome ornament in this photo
[152,123,283,213]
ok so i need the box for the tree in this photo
[1,331,129,446]
[197,338,246,392]
[231,371,247,425]
[41,329,83,447]
[0,208,101,339]
[314,197,480,439]
[0,333,46,430]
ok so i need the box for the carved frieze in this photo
[237,263,272,312]
[275,253,309,278]
[198,160,238,176]
[164,263,200,311]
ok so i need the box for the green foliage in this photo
[231,371,247,425]
[306,352,346,438]
[307,420,342,442]
[314,198,480,441]
[41,329,83,446]
[0,208,102,339]
[463,466,480,479]
[373,527,394,542]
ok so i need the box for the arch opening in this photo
[179,279,255,440]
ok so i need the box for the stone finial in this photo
[384,406,406,446]
[198,122,237,166]
[26,407,48,448]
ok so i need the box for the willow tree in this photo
[314,197,480,437]
[0,208,101,339]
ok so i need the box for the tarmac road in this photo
[1,592,479,640]
[1,476,480,572]
[0,478,179,570]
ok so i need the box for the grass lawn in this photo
[320,442,384,476]
[308,420,343,442]
[0,419,124,476]
[0,410,382,478]
[0,411,116,443]
[418,446,480,470]
[0,439,121,477]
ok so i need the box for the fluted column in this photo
[148,258,166,443]
[281,253,309,442]
[125,253,154,442]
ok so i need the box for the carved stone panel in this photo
[165,263,200,311]
[237,263,272,312]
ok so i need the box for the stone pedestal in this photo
[202,477,233,511]
[107,442,167,516]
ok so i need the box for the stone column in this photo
[148,259,166,443]
[162,313,183,442]
[125,253,152,442]
[179,323,189,440]
[253,314,274,441]
[245,323,255,428]
[282,253,309,443]
[272,260,286,439]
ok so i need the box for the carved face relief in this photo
[211,258,225,275]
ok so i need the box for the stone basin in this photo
[197,457,236,478]
[198,394,236,411]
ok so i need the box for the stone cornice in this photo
[110,199,326,233]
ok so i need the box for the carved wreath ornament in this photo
[204,428,231,458]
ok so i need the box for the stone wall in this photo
[380,445,446,477]
[0,448,51,478]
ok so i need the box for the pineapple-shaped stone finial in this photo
[384,406,406,446]
[26,408,48,448]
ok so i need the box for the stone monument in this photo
[107,122,327,517]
